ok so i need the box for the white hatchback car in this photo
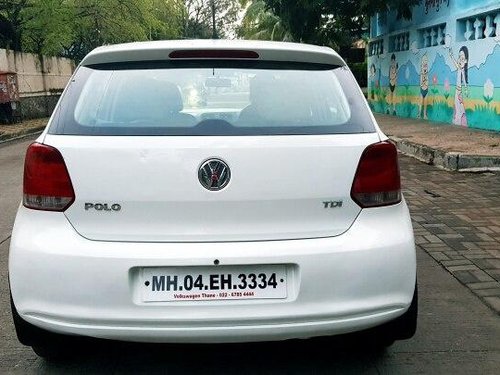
[9,40,417,358]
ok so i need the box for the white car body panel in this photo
[44,133,379,242]
[9,202,416,343]
[80,39,346,67]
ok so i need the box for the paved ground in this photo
[402,155,500,313]
[376,114,500,156]
[0,137,499,374]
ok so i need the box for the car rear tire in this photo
[10,294,80,360]
[11,294,43,347]
[390,282,418,340]
[373,282,418,345]
[30,342,75,361]
[343,282,417,349]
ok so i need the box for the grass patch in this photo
[427,100,453,123]
[467,105,500,131]
[395,101,419,118]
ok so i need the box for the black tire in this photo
[31,342,76,361]
[373,282,418,345]
[10,294,80,360]
[10,294,45,347]
[390,282,418,340]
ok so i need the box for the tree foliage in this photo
[237,0,290,41]
[0,0,30,51]
[0,0,187,60]
[240,0,422,48]
[21,0,73,56]
[181,0,241,39]
[61,0,181,62]
[0,0,244,60]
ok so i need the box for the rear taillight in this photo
[351,141,401,208]
[23,143,75,211]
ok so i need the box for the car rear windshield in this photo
[49,60,375,136]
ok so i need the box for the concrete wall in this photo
[0,49,75,119]
[368,0,500,132]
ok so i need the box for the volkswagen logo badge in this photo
[198,158,231,191]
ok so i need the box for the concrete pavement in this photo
[0,137,499,373]
[376,114,500,171]
[0,138,29,243]
[400,155,500,314]
[375,114,500,157]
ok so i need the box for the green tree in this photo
[181,0,241,39]
[240,0,421,48]
[0,0,184,60]
[61,0,152,61]
[21,0,72,55]
[0,0,30,51]
[237,0,290,41]
[148,0,185,41]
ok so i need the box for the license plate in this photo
[141,265,287,302]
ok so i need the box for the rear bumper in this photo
[9,202,416,343]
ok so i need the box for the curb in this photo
[0,126,45,145]
[390,136,500,172]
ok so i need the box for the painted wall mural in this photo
[368,1,500,132]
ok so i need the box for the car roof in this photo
[80,39,346,67]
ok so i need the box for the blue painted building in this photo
[368,0,500,131]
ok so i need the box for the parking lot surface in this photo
[0,137,499,374]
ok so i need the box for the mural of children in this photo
[449,46,469,126]
[388,54,399,115]
[377,61,382,90]
[369,64,376,100]
[419,54,429,119]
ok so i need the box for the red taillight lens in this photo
[351,141,401,208]
[23,143,75,211]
